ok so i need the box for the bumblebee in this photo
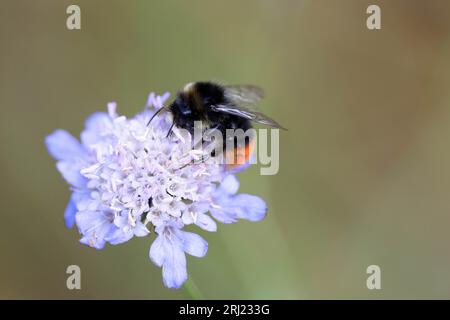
[150,81,286,168]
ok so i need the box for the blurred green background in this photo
[1,0,450,299]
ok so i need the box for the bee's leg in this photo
[204,125,223,162]
[166,121,175,137]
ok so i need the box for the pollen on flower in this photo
[45,92,268,289]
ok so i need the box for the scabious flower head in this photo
[45,92,267,288]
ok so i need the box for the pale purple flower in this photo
[45,92,267,289]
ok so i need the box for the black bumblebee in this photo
[168,81,285,134]
[149,81,286,167]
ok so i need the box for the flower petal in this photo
[149,235,165,267]
[64,196,77,228]
[181,212,194,225]
[81,112,109,147]
[107,102,117,118]
[56,161,86,188]
[218,175,239,195]
[75,210,117,249]
[147,92,170,109]
[181,231,208,258]
[234,194,267,222]
[211,193,267,223]
[79,234,107,250]
[195,212,217,232]
[106,228,134,245]
[134,222,150,237]
[209,204,238,224]
[45,130,85,161]
[161,239,187,289]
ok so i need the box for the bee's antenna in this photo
[146,107,166,126]
[166,121,175,138]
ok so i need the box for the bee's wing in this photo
[224,85,265,106]
[211,104,287,130]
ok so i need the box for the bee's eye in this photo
[178,102,192,115]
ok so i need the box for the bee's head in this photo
[168,82,225,133]
[171,95,192,115]
[169,94,196,132]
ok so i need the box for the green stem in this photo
[183,277,204,300]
